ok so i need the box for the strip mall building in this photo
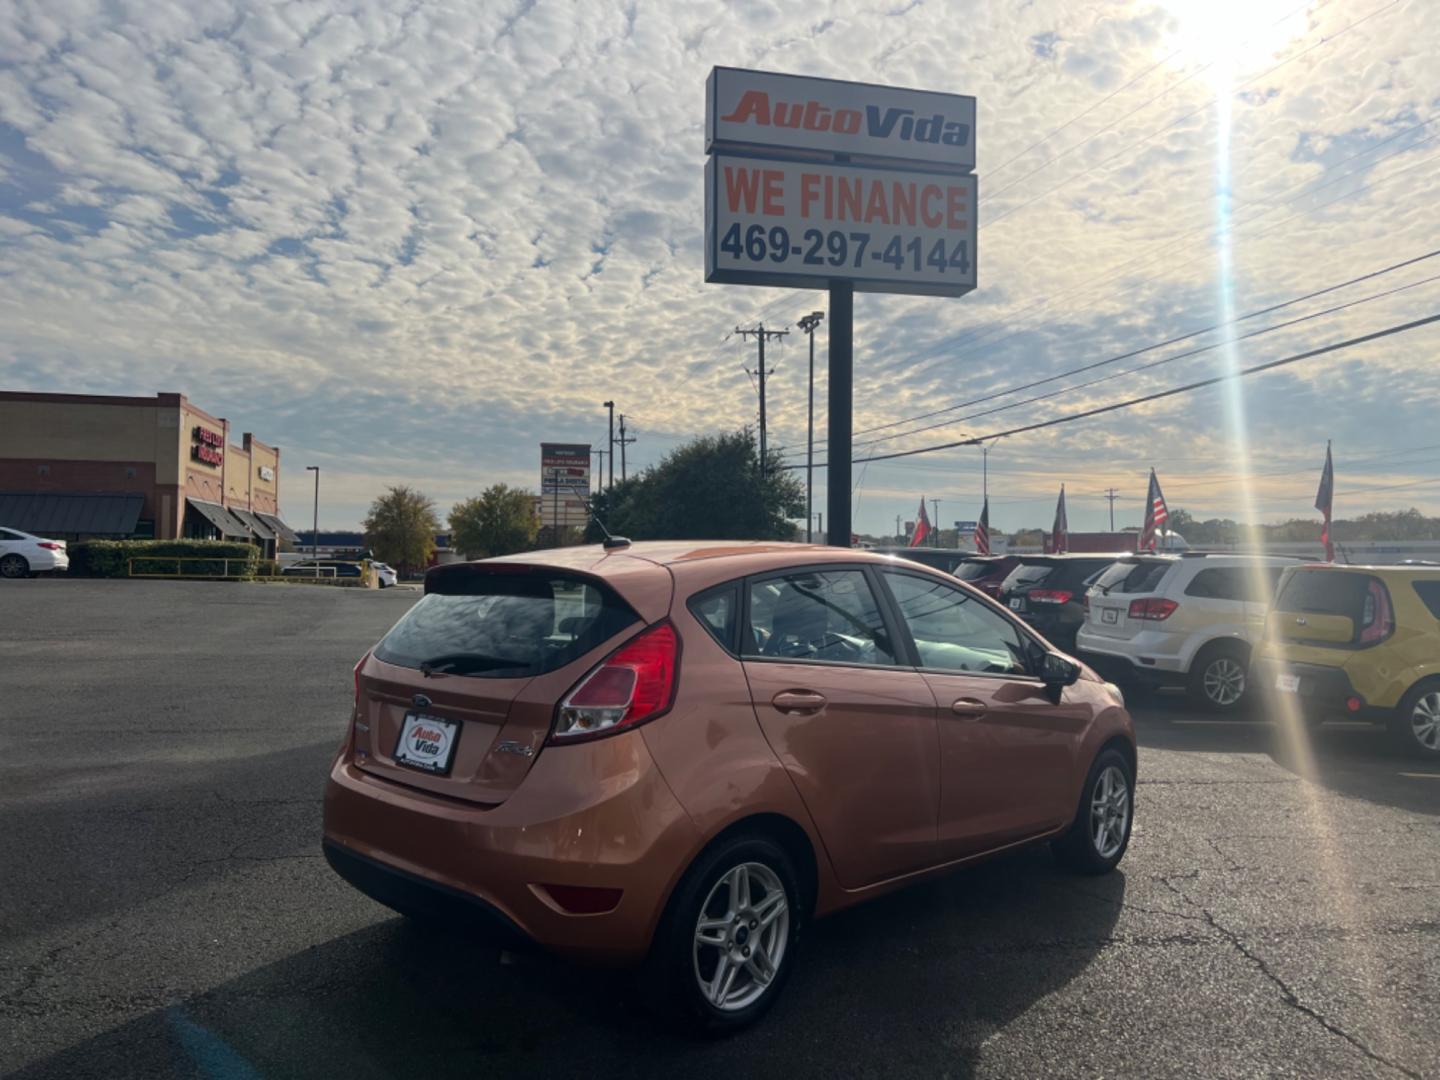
[0,391,298,551]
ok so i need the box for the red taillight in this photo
[1029,589,1074,605]
[551,621,679,742]
[1358,580,1393,645]
[1128,597,1179,621]
[353,652,368,708]
[38,541,62,550]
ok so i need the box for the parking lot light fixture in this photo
[305,466,319,558]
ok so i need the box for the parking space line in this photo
[1397,772,1440,780]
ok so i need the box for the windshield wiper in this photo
[418,652,529,677]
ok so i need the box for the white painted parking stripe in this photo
[1397,772,1440,780]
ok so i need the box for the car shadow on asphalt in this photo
[1132,693,1439,817]
[11,847,1125,1079]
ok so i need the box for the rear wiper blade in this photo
[418,653,526,677]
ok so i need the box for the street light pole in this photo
[603,401,615,492]
[305,466,319,558]
[797,311,824,543]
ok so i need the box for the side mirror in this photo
[1039,652,1081,701]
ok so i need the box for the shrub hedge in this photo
[69,540,260,579]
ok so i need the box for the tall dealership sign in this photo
[704,68,976,544]
[540,443,591,534]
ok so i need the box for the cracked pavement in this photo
[2,579,1438,1078]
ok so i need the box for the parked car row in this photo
[886,546,1440,758]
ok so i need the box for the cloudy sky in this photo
[2,0,1438,535]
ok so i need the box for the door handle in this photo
[950,697,988,719]
[772,690,827,715]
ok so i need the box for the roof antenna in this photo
[590,512,631,551]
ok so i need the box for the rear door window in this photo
[745,569,896,665]
[1185,568,1243,601]
[375,572,638,677]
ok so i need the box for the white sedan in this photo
[372,561,398,588]
[0,527,69,578]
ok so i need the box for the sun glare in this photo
[1159,0,1312,78]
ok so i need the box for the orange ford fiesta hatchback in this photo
[323,541,1136,1030]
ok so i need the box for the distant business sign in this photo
[707,68,975,171]
[257,465,275,482]
[539,443,590,529]
[706,154,975,296]
[954,520,978,532]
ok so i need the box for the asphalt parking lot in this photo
[2,580,1437,1079]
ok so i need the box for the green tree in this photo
[449,484,540,558]
[363,485,440,573]
[585,430,804,542]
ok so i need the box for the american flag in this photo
[1315,441,1335,562]
[1140,468,1170,551]
[974,497,991,555]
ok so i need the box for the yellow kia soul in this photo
[1253,564,1440,758]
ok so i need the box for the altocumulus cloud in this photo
[1,0,1438,530]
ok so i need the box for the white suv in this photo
[0,527,70,578]
[1076,554,1299,712]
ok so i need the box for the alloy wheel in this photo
[1203,657,1246,707]
[1412,692,1440,752]
[0,555,27,579]
[692,861,790,1012]
[1090,765,1131,860]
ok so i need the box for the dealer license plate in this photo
[1009,598,1025,611]
[1101,608,1119,625]
[1275,674,1300,693]
[394,713,461,775]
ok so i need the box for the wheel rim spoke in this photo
[727,865,749,916]
[754,889,786,927]
[708,955,737,1006]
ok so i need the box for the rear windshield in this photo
[1273,570,1371,620]
[374,572,638,677]
[1005,562,1056,587]
[955,560,1001,582]
[1093,560,1171,594]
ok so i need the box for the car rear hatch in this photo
[1086,558,1174,640]
[352,560,663,805]
[1266,568,1392,663]
[999,559,1060,614]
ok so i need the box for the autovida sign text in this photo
[704,68,976,298]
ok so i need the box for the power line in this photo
[795,311,1440,470]
[845,266,1440,452]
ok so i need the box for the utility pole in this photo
[602,401,615,491]
[1104,487,1120,531]
[736,324,788,477]
[797,311,824,542]
[616,415,636,482]
[930,498,943,548]
[827,284,853,548]
[816,511,823,542]
[982,443,990,501]
[305,466,319,558]
[896,514,902,543]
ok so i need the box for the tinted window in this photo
[1094,560,1172,594]
[1185,568,1244,601]
[883,571,1030,675]
[375,572,637,677]
[955,560,1001,582]
[689,584,738,652]
[1274,570,1371,620]
[1005,563,1056,588]
[745,569,895,665]
[0,529,20,540]
[1412,580,1440,619]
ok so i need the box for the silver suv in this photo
[1076,554,1300,712]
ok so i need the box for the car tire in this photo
[1052,748,1134,875]
[1389,680,1440,760]
[1187,643,1250,714]
[645,833,803,1034]
[0,553,30,579]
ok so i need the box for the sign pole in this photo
[827,282,853,548]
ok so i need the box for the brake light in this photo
[1128,597,1179,621]
[1358,580,1393,645]
[1029,589,1073,605]
[552,621,679,742]
[1083,593,1091,614]
[353,652,368,709]
[37,542,62,550]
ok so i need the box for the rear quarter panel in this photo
[1345,580,1440,708]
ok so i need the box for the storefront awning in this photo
[257,512,300,543]
[186,499,250,539]
[228,507,276,540]
[0,491,143,537]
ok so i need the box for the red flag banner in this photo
[909,498,931,548]
[1315,442,1335,562]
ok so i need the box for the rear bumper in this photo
[322,730,701,965]
[1250,657,1382,720]
[1075,628,1190,680]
